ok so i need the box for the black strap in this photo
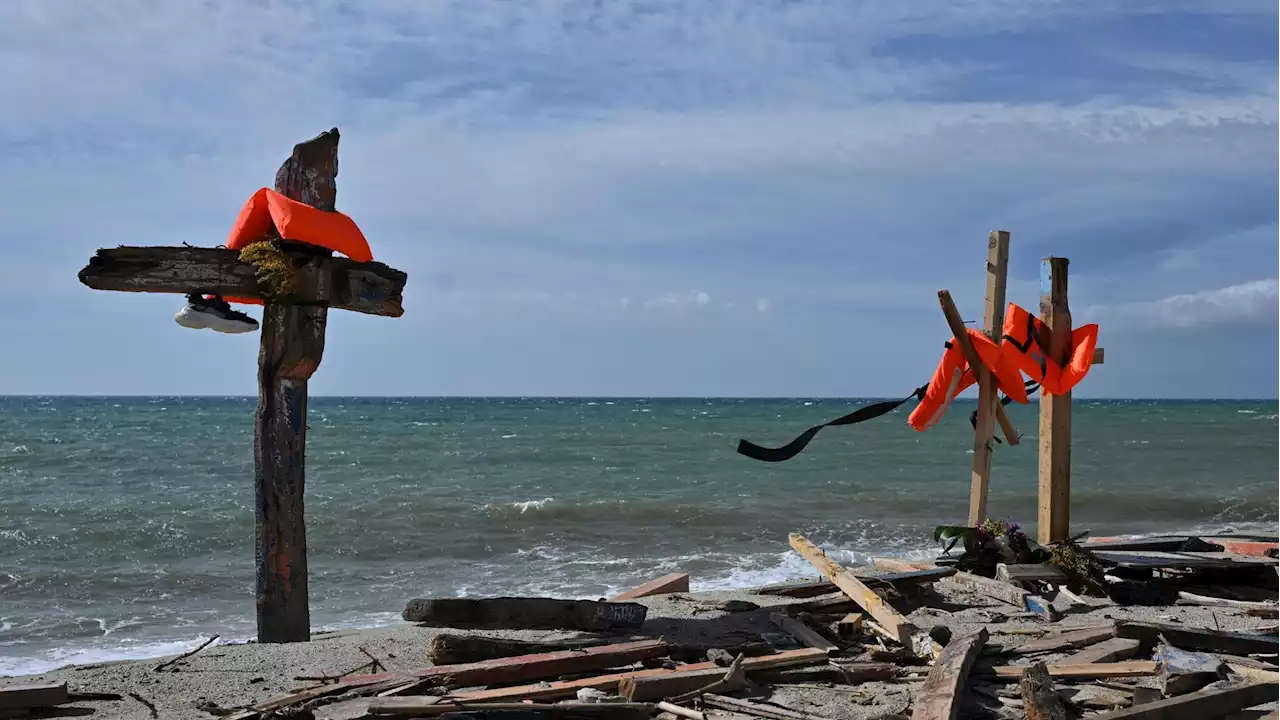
[737,387,927,462]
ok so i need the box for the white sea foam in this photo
[0,637,231,677]
[509,498,554,513]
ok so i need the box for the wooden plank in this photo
[789,533,920,646]
[0,682,68,709]
[1062,637,1141,664]
[1019,662,1068,720]
[426,634,614,665]
[937,290,1020,451]
[1094,550,1275,570]
[1178,591,1278,611]
[985,662,1160,681]
[254,128,343,644]
[701,693,835,720]
[996,564,1068,585]
[1200,538,1279,559]
[446,648,828,703]
[757,567,956,597]
[1011,625,1116,655]
[617,649,829,701]
[770,613,839,654]
[366,700,655,718]
[1085,536,1220,553]
[873,558,937,573]
[403,597,647,631]
[1085,681,1278,719]
[77,246,407,317]
[415,640,668,689]
[609,572,690,601]
[1038,256,1072,544]
[912,628,988,720]
[946,571,1060,621]
[1117,621,1279,655]
[969,229,1013,525]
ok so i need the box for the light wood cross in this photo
[77,128,408,643]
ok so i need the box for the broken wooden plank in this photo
[1011,624,1116,655]
[1117,621,1279,655]
[446,648,828,703]
[770,613,839,654]
[609,573,690,601]
[402,597,648,631]
[789,533,920,646]
[1062,637,1141,665]
[1093,550,1276,570]
[0,682,69,709]
[946,571,1061,621]
[425,635,614,665]
[415,639,668,689]
[757,567,957,598]
[1177,591,1278,611]
[366,699,655,717]
[1199,538,1280,559]
[701,693,836,720]
[1085,536,1221,553]
[912,628,988,720]
[78,246,407,317]
[985,662,1161,681]
[997,564,1068,585]
[873,558,937,573]
[1019,662,1068,720]
[1085,681,1278,719]
[616,649,830,701]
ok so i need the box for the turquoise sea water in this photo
[1,396,1276,674]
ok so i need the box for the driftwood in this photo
[619,657,744,702]
[701,693,836,720]
[1011,624,1116,655]
[1084,680,1278,719]
[1062,637,1142,664]
[790,533,920,647]
[366,699,655,718]
[403,597,648,631]
[0,682,69,710]
[615,649,828,701]
[154,634,219,671]
[911,628,987,720]
[425,634,615,665]
[985,662,1160,681]
[1018,662,1068,720]
[1177,591,1278,611]
[445,648,828,704]
[756,567,957,598]
[78,246,407,317]
[656,701,706,719]
[666,654,746,704]
[770,613,839,654]
[418,640,668,689]
[997,564,1068,585]
[947,572,1060,621]
[1117,621,1279,655]
[609,573,689,601]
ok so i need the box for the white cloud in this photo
[756,298,772,313]
[1088,279,1279,329]
[644,291,714,312]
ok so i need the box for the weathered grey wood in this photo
[367,699,655,718]
[253,128,341,643]
[615,649,829,701]
[947,571,1061,621]
[1094,551,1275,570]
[1019,662,1068,720]
[403,597,648,631]
[970,229,1013,525]
[701,693,836,720]
[912,628,988,720]
[77,246,406,317]
[757,567,958,597]
[0,682,68,709]
[1012,624,1116,655]
[1085,681,1278,719]
[1062,637,1141,664]
[1117,621,1279,655]
[997,564,1068,585]
[425,634,614,665]
[770,613,839,654]
[1038,256,1072,544]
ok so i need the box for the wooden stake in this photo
[937,291,1019,447]
[1038,257,1071,544]
[255,129,341,643]
[969,230,1011,525]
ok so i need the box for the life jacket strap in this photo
[736,386,928,463]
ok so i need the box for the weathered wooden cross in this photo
[937,233,1103,543]
[77,128,408,643]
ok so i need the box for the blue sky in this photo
[1,1,1276,397]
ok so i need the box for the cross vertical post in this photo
[968,230,1011,526]
[254,129,341,643]
[1038,257,1072,544]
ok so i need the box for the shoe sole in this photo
[175,309,259,334]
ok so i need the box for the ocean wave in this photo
[0,636,232,677]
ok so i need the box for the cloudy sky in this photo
[1,1,1276,398]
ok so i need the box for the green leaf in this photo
[934,525,978,556]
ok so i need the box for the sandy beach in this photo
[5,572,1276,720]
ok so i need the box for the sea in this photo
[1,396,1276,675]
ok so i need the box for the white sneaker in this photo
[175,294,259,334]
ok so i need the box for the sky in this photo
[0,1,1276,398]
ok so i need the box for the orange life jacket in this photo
[223,188,374,305]
[908,329,1029,432]
[1001,303,1099,396]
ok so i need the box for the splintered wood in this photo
[789,533,921,647]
